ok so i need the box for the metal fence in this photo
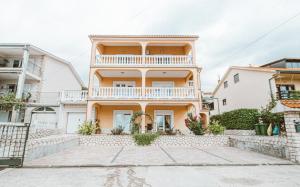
[0,123,30,167]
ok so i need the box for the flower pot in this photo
[259,124,268,136]
[295,124,300,133]
[254,124,261,135]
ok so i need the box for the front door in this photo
[67,112,86,134]
[154,110,173,131]
[113,110,132,133]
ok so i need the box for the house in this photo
[84,35,207,134]
[0,44,86,133]
[210,58,300,116]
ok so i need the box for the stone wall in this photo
[79,135,229,147]
[224,130,255,136]
[284,111,300,163]
[229,135,289,159]
[28,129,62,139]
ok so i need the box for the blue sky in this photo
[0,0,300,91]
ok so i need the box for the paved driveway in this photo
[24,146,292,167]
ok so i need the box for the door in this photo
[154,110,174,131]
[31,112,57,132]
[152,81,174,97]
[67,112,86,134]
[113,110,132,133]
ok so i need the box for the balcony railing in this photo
[95,55,193,66]
[277,90,300,100]
[92,87,196,99]
[61,90,88,102]
[26,61,42,77]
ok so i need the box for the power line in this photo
[209,10,300,68]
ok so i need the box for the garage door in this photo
[31,113,57,133]
[67,112,86,134]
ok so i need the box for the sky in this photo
[0,0,300,91]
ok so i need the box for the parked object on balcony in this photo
[272,124,280,135]
[295,122,300,133]
[267,124,273,136]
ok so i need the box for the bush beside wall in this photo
[211,109,259,130]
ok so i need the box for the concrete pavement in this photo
[24,146,292,167]
[0,165,300,187]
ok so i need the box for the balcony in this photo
[277,90,300,100]
[95,55,193,67]
[61,90,88,103]
[91,87,196,100]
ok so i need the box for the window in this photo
[234,73,239,83]
[13,60,20,68]
[224,81,228,88]
[286,62,300,68]
[222,99,227,106]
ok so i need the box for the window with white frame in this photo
[234,73,239,83]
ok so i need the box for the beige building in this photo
[210,58,300,115]
[84,35,207,134]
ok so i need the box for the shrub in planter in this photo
[208,120,225,135]
[78,121,98,135]
[133,133,159,146]
[184,113,205,135]
[111,126,124,135]
[210,109,259,130]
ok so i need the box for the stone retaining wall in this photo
[79,135,229,147]
[224,130,255,136]
[229,135,289,159]
[28,129,62,139]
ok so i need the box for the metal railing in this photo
[0,123,30,167]
[95,55,193,66]
[61,90,88,102]
[277,90,300,100]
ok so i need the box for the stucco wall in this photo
[211,69,275,115]
[40,56,82,92]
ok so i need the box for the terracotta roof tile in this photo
[280,100,300,108]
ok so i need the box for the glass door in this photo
[114,111,132,133]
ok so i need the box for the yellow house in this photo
[86,35,207,134]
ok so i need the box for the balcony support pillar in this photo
[140,102,147,133]
[88,68,96,97]
[141,69,147,97]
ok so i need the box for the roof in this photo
[212,66,300,95]
[0,43,85,87]
[89,35,199,41]
[261,58,300,67]
[280,100,300,108]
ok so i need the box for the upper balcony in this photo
[91,36,197,68]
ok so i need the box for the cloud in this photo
[0,0,299,91]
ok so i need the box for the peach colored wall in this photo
[97,105,141,129]
[100,46,142,55]
[145,105,188,129]
[146,46,186,55]
[99,77,187,87]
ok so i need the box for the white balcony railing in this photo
[95,55,193,66]
[61,90,88,103]
[92,87,196,99]
[93,87,142,99]
[145,87,195,99]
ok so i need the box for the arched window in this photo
[33,107,55,112]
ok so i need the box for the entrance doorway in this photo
[113,110,133,133]
[154,110,174,131]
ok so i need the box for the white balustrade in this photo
[95,55,193,66]
[61,90,88,102]
[92,87,195,99]
[93,87,142,99]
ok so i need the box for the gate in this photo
[0,123,30,167]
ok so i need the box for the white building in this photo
[0,44,87,133]
[210,59,300,116]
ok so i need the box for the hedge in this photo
[210,109,259,130]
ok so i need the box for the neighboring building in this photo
[210,58,300,116]
[0,44,86,133]
[84,35,207,134]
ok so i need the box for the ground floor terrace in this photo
[86,101,208,134]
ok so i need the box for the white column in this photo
[16,45,30,99]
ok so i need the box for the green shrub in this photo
[184,113,205,135]
[78,121,98,135]
[131,123,140,134]
[111,126,124,135]
[208,120,225,135]
[133,133,159,146]
[210,109,259,130]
